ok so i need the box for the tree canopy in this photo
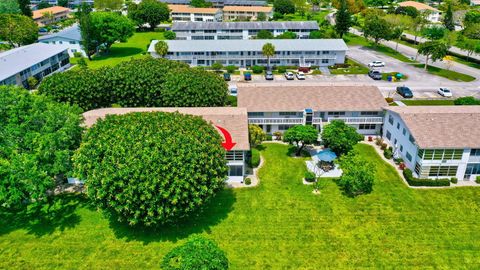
[417,41,449,69]
[94,0,124,10]
[335,0,352,38]
[190,0,213,7]
[0,14,38,47]
[248,124,266,147]
[283,125,319,156]
[443,2,454,31]
[262,43,275,68]
[73,112,228,226]
[17,0,32,16]
[162,235,229,270]
[273,0,295,15]
[362,14,394,44]
[0,86,83,209]
[256,30,274,39]
[276,31,297,39]
[0,0,20,14]
[421,26,446,40]
[127,0,169,30]
[339,151,375,197]
[321,120,363,156]
[154,40,169,57]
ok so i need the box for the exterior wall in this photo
[39,37,85,56]
[0,50,70,87]
[34,11,70,26]
[223,10,273,21]
[427,11,441,23]
[171,11,222,22]
[226,150,247,183]
[174,28,317,40]
[158,49,346,68]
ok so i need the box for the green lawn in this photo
[412,64,476,82]
[73,32,165,69]
[344,34,416,63]
[276,11,329,23]
[402,99,455,106]
[1,143,480,268]
[329,58,369,74]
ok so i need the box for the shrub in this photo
[399,163,406,170]
[266,134,273,141]
[304,171,316,182]
[244,177,252,185]
[249,148,260,168]
[368,136,373,141]
[403,169,450,186]
[277,66,287,73]
[273,131,282,141]
[226,65,237,73]
[73,112,228,226]
[339,151,375,196]
[476,176,480,184]
[27,76,38,89]
[252,65,264,74]
[385,97,394,103]
[394,158,404,164]
[450,178,458,184]
[73,51,83,58]
[163,30,176,40]
[374,137,383,146]
[248,124,266,147]
[383,148,393,159]
[380,143,387,150]
[454,96,480,105]
[162,235,229,270]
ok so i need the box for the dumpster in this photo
[396,73,403,79]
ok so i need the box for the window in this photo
[328,111,345,117]
[229,165,243,176]
[470,149,480,156]
[408,135,415,143]
[406,152,413,162]
[396,123,400,130]
[428,166,458,177]
[248,112,264,117]
[279,112,297,116]
[278,125,292,131]
[419,149,463,160]
[359,124,376,130]
[360,111,379,116]
[226,151,243,161]
[386,131,391,140]
[394,138,398,145]
[417,149,424,158]
[400,145,403,152]
[388,115,394,125]
[321,59,329,64]
[402,128,406,136]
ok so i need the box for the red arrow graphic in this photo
[215,125,236,151]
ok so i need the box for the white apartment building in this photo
[38,25,84,57]
[0,43,70,88]
[171,21,319,40]
[237,86,387,135]
[222,5,273,21]
[161,0,267,8]
[148,39,347,67]
[169,5,223,22]
[383,106,480,181]
[82,107,250,184]
[398,1,441,23]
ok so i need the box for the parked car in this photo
[228,85,238,96]
[396,86,413,98]
[284,72,294,80]
[368,70,382,80]
[368,61,385,67]
[223,73,231,81]
[265,71,274,80]
[244,72,252,81]
[296,72,306,80]
[438,88,453,97]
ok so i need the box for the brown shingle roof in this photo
[33,6,71,19]
[398,1,439,12]
[223,5,273,12]
[168,4,219,14]
[82,107,250,151]
[386,106,480,149]
[237,86,387,112]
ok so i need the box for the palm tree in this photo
[262,43,275,70]
[154,40,168,58]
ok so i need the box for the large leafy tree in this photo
[78,6,96,60]
[0,14,37,47]
[0,0,20,14]
[335,0,352,38]
[154,40,169,57]
[463,10,480,27]
[273,0,295,15]
[395,6,418,18]
[162,67,228,107]
[262,42,275,70]
[248,124,266,147]
[256,30,274,39]
[339,151,375,197]
[0,86,83,208]
[74,112,228,226]
[36,1,51,9]
[162,235,229,270]
[89,12,135,53]
[94,0,124,11]
[321,120,363,156]
[417,41,449,69]
[384,14,413,51]
[283,125,318,156]
[443,2,454,31]
[457,38,480,61]
[17,0,32,16]
[362,14,393,44]
[190,0,213,7]
[421,26,445,40]
[127,0,169,30]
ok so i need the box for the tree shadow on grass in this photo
[0,193,85,237]
[286,145,311,158]
[92,47,143,60]
[107,188,236,244]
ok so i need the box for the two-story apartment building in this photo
[172,21,319,40]
[237,86,387,135]
[32,6,71,26]
[398,1,441,23]
[169,5,223,22]
[161,0,267,8]
[38,25,84,56]
[222,5,273,21]
[382,106,480,181]
[0,43,70,88]
[148,39,347,67]
[82,107,250,184]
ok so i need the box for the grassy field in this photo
[329,58,369,74]
[277,11,329,23]
[72,32,165,69]
[1,143,480,268]
[344,34,416,63]
[413,64,476,82]
[402,99,455,106]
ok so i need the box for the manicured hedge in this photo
[249,148,260,168]
[403,169,450,187]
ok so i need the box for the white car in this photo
[228,85,238,96]
[438,88,453,97]
[284,72,294,80]
[296,72,306,80]
[368,61,385,67]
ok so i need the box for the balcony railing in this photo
[327,117,384,124]
[167,55,337,60]
[248,118,304,124]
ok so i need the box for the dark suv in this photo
[396,86,413,98]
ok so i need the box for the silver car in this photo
[284,72,294,80]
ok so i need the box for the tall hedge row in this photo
[38,58,229,111]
